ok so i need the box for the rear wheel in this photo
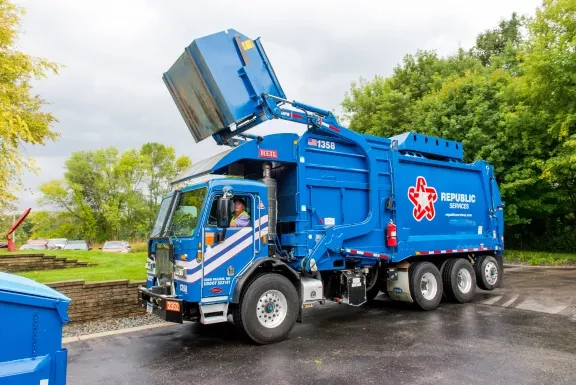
[409,262,443,310]
[442,258,476,303]
[365,265,381,302]
[366,284,380,302]
[233,273,299,345]
[475,256,500,291]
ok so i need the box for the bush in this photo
[129,242,147,253]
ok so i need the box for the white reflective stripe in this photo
[184,227,269,283]
[175,215,269,269]
[196,228,270,283]
[174,228,250,269]
[201,296,228,303]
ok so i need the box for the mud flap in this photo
[495,254,504,288]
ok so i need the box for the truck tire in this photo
[475,255,500,291]
[365,265,380,302]
[366,285,380,302]
[442,258,476,303]
[409,262,443,311]
[233,273,299,345]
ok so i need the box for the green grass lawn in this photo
[504,250,576,266]
[0,250,147,283]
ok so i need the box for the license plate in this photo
[146,302,153,314]
[166,300,181,312]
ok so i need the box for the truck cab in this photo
[143,177,272,323]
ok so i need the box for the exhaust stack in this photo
[262,163,277,256]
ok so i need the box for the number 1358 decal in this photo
[318,140,336,150]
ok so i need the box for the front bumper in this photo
[138,286,184,323]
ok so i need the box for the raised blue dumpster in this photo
[0,272,70,385]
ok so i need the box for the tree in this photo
[341,49,482,137]
[473,12,525,67]
[140,143,191,229]
[38,143,191,242]
[0,0,60,210]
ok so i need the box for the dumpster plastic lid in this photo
[0,272,70,302]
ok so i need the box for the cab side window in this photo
[207,195,221,227]
[206,195,252,228]
[230,196,252,228]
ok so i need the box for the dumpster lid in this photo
[0,272,69,302]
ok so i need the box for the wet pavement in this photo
[66,267,576,385]
[476,266,576,320]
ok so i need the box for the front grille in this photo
[155,247,172,277]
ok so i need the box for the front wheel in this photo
[233,273,299,345]
[409,262,443,311]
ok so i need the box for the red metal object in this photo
[6,208,31,252]
[386,220,397,247]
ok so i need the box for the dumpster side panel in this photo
[0,294,64,362]
[0,355,51,385]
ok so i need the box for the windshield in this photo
[151,196,173,238]
[64,241,87,249]
[164,188,207,237]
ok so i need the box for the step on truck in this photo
[138,29,505,344]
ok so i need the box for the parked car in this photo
[47,238,68,250]
[20,243,48,251]
[62,240,91,251]
[100,241,130,253]
[28,239,48,245]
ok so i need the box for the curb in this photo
[62,322,175,344]
[503,263,576,269]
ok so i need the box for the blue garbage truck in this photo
[138,29,505,344]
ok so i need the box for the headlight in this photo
[174,264,187,278]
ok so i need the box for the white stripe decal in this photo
[175,215,269,269]
[183,227,269,283]
[201,296,228,303]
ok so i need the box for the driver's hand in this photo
[230,222,237,227]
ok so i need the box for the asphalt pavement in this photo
[66,266,576,385]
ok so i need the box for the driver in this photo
[230,197,250,227]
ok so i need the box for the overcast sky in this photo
[14,0,542,211]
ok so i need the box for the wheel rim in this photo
[484,261,498,286]
[256,289,288,328]
[420,272,438,300]
[457,268,472,293]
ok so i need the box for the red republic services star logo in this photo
[408,176,438,221]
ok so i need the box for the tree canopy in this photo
[38,143,191,241]
[0,0,60,210]
[341,0,576,251]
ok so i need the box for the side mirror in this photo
[217,197,231,228]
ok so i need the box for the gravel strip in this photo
[63,314,165,338]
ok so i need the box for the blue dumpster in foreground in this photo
[0,272,70,385]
